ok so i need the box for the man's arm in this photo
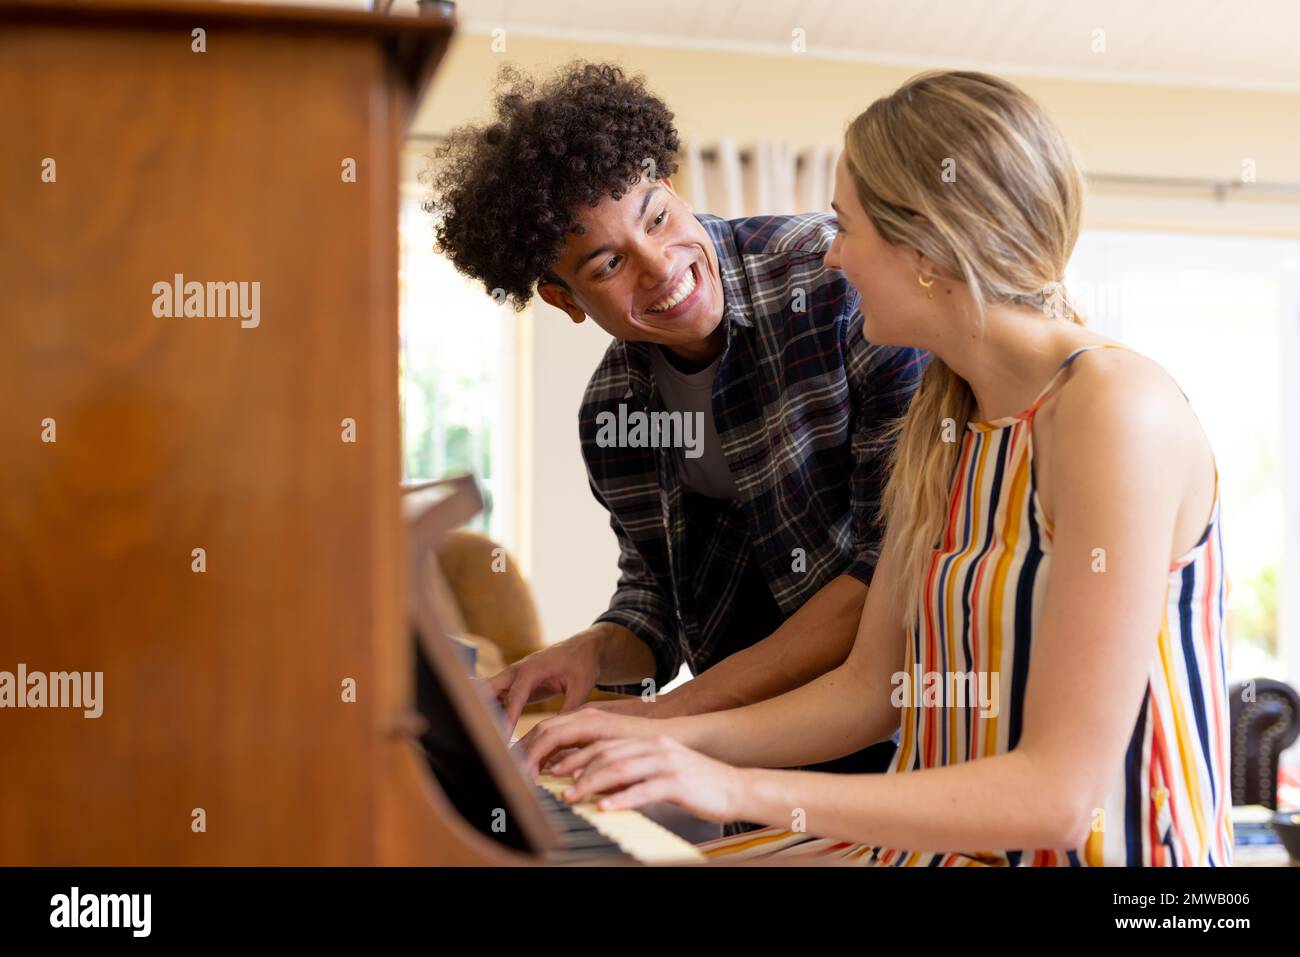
[652,319,922,718]
[489,620,656,732]
[486,480,676,730]
[520,529,910,775]
[588,480,685,695]
[654,574,866,716]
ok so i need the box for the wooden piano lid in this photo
[0,0,456,127]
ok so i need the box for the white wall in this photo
[514,304,623,644]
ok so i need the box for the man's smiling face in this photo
[538,177,726,366]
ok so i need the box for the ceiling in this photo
[432,0,1300,93]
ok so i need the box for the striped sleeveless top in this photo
[700,344,1232,866]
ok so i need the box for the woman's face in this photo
[824,153,940,350]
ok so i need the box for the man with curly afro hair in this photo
[427,61,924,818]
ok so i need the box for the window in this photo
[398,193,516,547]
[1066,230,1300,683]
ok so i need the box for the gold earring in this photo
[917,272,934,300]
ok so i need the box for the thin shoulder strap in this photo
[1024,343,1131,417]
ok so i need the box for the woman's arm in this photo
[676,543,908,767]
[519,532,911,775]
[557,363,1204,853]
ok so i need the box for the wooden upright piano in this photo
[0,0,738,867]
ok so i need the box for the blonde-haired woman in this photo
[519,70,1231,866]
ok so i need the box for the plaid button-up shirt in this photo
[580,212,926,692]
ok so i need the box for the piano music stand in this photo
[401,475,577,859]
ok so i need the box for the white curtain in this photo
[681,137,838,219]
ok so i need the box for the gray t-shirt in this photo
[648,345,739,500]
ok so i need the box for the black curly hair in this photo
[423,60,681,311]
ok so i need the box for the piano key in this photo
[535,775,704,865]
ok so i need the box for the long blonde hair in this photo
[845,71,1087,632]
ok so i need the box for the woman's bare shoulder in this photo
[1055,344,1199,440]
[1046,342,1216,556]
